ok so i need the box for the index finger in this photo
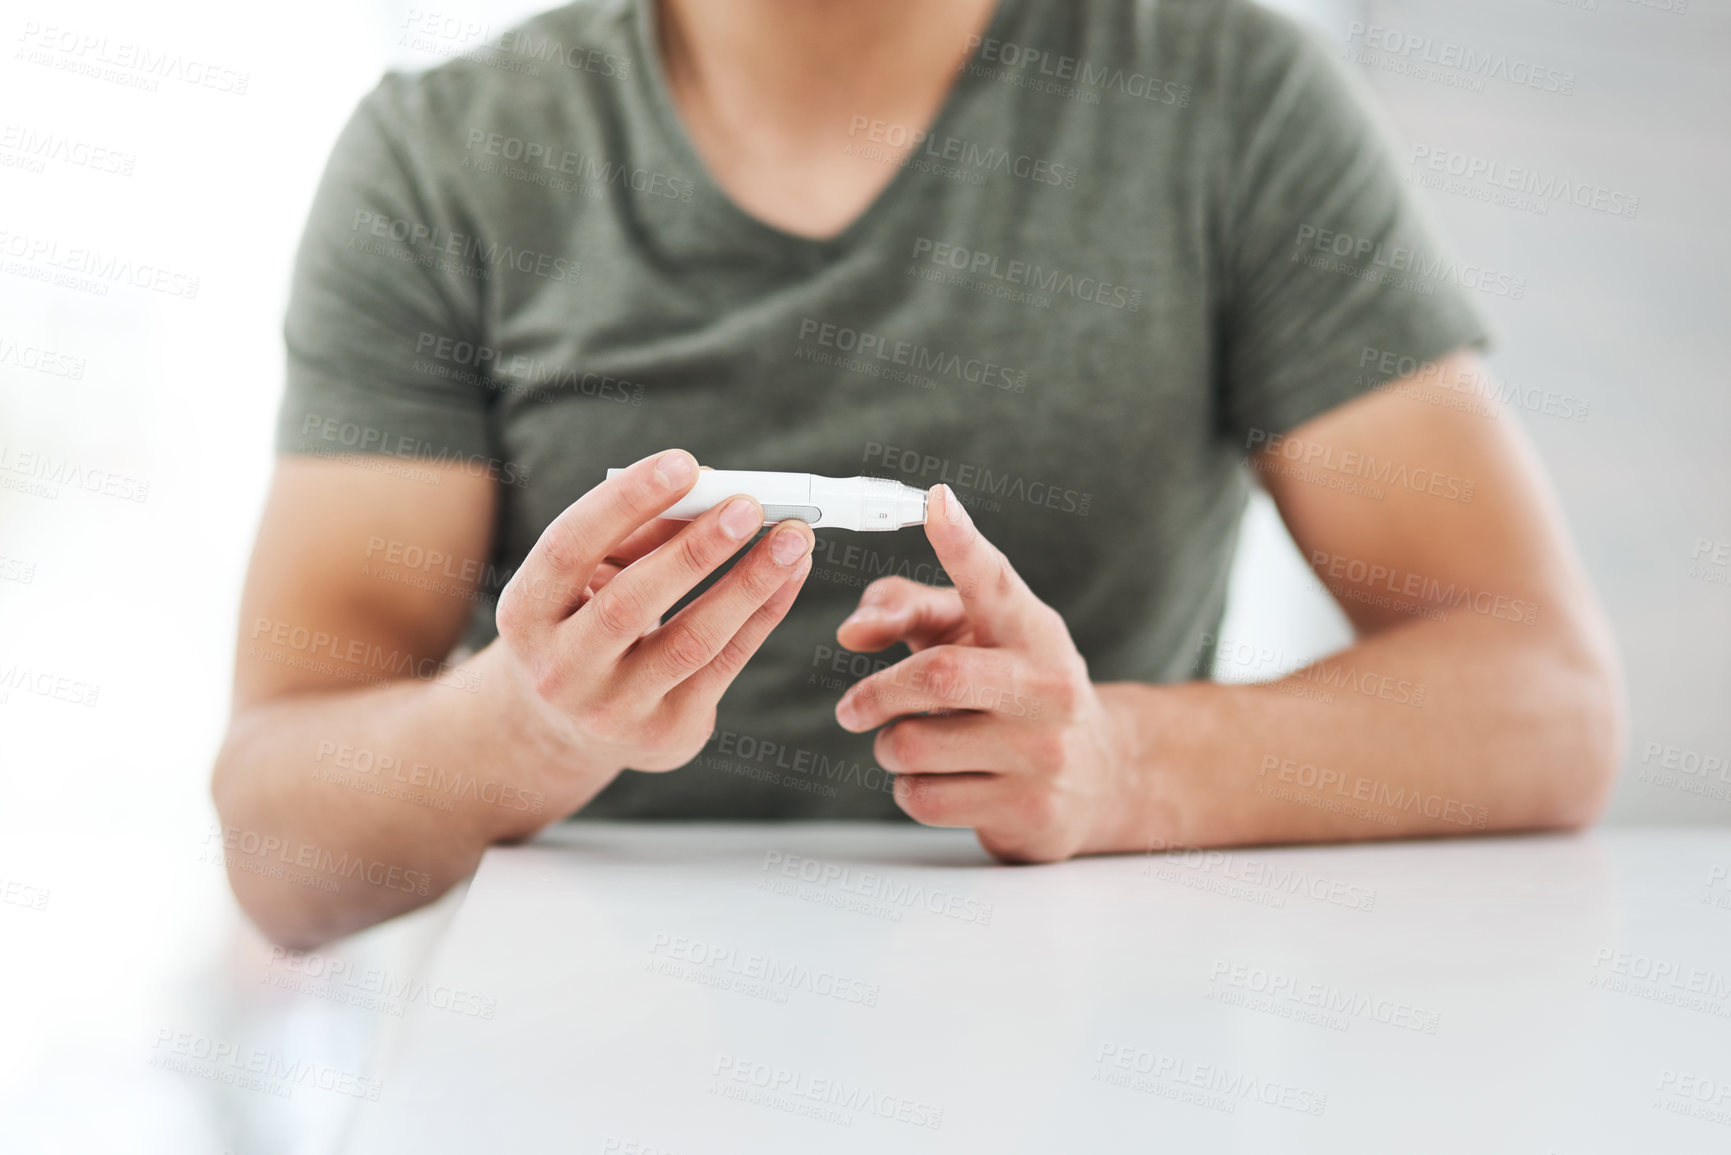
[504,449,699,628]
[593,464,720,572]
[582,516,690,602]
[923,484,1045,647]
[836,577,967,654]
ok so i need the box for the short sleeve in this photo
[274,75,494,462]
[1214,2,1493,440]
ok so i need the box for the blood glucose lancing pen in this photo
[605,468,928,531]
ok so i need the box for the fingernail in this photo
[719,498,759,540]
[941,484,968,525]
[655,451,696,488]
[771,526,810,565]
[835,696,858,729]
[841,606,880,629]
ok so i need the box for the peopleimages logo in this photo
[0,124,137,176]
[1292,225,1527,299]
[1258,755,1489,829]
[711,1054,944,1130]
[14,22,251,95]
[708,726,896,796]
[1358,345,1591,423]
[399,13,633,79]
[845,116,1078,189]
[264,947,499,1019]
[1208,961,1440,1032]
[759,851,994,925]
[1093,1043,1327,1116]
[909,237,1143,311]
[0,229,200,299]
[796,319,1028,393]
[1245,427,1476,505]
[412,332,644,405]
[1409,145,1639,219]
[150,1029,382,1099]
[962,36,1193,106]
[0,334,86,379]
[463,130,693,202]
[1343,22,1577,95]
[0,444,149,503]
[204,825,433,896]
[0,663,100,707]
[648,933,880,1006]
[863,442,1092,517]
[298,415,530,488]
[349,210,582,285]
[1308,550,1539,627]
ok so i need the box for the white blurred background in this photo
[0,0,1725,1150]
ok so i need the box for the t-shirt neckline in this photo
[629,0,1024,258]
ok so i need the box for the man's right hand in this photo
[214,447,812,947]
[492,449,814,792]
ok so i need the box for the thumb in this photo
[921,484,1042,647]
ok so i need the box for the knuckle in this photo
[861,576,909,607]
[708,637,750,681]
[688,701,719,739]
[540,520,591,575]
[672,529,714,577]
[588,586,644,640]
[1016,787,1062,833]
[870,680,910,719]
[671,709,718,761]
[737,553,789,601]
[1030,663,1082,716]
[572,704,618,744]
[494,584,529,637]
[877,723,918,771]
[849,680,882,720]
[991,554,1018,599]
[1024,730,1066,771]
[976,828,1020,863]
[525,655,565,704]
[575,694,637,746]
[641,716,707,770]
[1042,677,1080,717]
[658,617,719,676]
[1002,836,1068,865]
[895,775,938,820]
[853,674,885,706]
[920,649,963,696]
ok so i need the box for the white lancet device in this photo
[606,468,927,531]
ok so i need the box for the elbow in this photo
[244,907,344,954]
[207,710,259,830]
[208,719,464,951]
[1536,626,1627,832]
[215,842,356,952]
[208,729,348,953]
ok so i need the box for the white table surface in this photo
[341,824,1731,1154]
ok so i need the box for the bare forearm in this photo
[210,642,612,948]
[1097,617,1623,852]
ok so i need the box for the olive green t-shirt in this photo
[276,0,1489,819]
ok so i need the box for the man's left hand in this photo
[833,485,1135,863]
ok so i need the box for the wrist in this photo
[467,641,623,835]
[1083,682,1192,856]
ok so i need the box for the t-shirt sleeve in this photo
[1214,1,1494,441]
[274,74,494,462]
